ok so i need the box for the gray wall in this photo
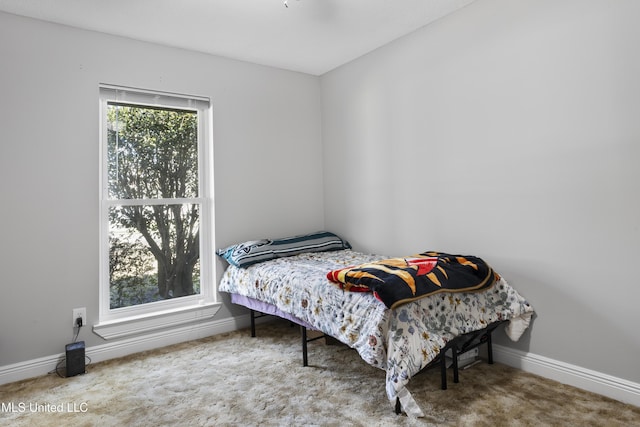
[2,0,640,389]
[0,12,324,366]
[321,0,640,383]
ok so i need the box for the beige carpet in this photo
[1,319,639,427]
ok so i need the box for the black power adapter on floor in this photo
[65,341,86,377]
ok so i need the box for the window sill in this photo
[93,302,221,340]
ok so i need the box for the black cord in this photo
[49,358,66,378]
[72,324,81,343]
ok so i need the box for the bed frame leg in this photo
[250,310,256,338]
[440,348,448,390]
[487,331,494,364]
[452,347,459,384]
[301,326,309,367]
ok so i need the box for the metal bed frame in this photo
[249,309,326,367]
[393,319,505,414]
[250,308,506,415]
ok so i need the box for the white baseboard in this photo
[0,314,253,386]
[494,344,640,407]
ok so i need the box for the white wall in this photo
[321,0,640,383]
[0,12,324,366]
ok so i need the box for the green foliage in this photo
[107,104,201,308]
[107,105,198,200]
[109,234,158,308]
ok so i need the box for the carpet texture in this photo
[1,320,639,426]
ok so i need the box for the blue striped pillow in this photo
[217,231,351,268]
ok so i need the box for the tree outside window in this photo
[106,105,200,308]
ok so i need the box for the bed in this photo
[217,232,534,417]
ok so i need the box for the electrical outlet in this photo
[72,307,87,327]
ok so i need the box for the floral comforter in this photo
[218,250,534,417]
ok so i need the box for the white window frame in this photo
[94,84,219,339]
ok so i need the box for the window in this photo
[96,85,218,338]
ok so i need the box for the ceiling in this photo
[0,0,476,75]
